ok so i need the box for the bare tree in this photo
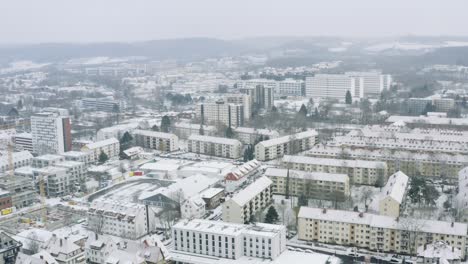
[398,218,425,255]
[27,231,40,254]
[361,187,374,211]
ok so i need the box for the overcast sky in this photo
[1,0,467,44]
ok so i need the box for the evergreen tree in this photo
[285,169,290,199]
[199,124,204,135]
[151,125,159,131]
[160,115,171,133]
[17,99,23,110]
[264,206,279,224]
[98,151,109,163]
[225,126,234,138]
[298,104,307,117]
[345,90,352,104]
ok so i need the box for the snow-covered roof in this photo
[133,129,178,139]
[200,188,224,199]
[417,241,461,260]
[386,115,468,126]
[258,130,317,148]
[229,176,272,206]
[188,135,242,146]
[265,168,348,183]
[0,150,33,167]
[234,127,279,137]
[299,207,468,236]
[225,159,261,181]
[380,171,408,204]
[283,155,386,169]
[84,137,119,150]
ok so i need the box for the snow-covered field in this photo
[0,60,50,74]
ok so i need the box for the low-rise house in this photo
[225,159,262,192]
[417,241,461,264]
[42,234,85,264]
[0,231,22,263]
[376,171,409,217]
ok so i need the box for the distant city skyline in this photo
[1,0,468,44]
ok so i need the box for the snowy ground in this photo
[98,181,161,202]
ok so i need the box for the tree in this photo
[285,169,291,199]
[243,146,254,162]
[27,231,40,254]
[248,214,256,224]
[361,187,374,210]
[17,99,23,110]
[264,206,279,224]
[151,125,159,131]
[225,126,234,138]
[298,194,308,207]
[160,115,171,133]
[98,151,109,164]
[297,104,307,118]
[345,90,352,104]
[199,124,204,135]
[421,103,435,115]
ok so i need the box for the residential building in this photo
[32,154,65,168]
[33,166,70,197]
[225,159,262,192]
[197,100,244,127]
[377,171,409,217]
[0,231,22,264]
[200,188,225,209]
[31,112,72,155]
[386,115,468,130]
[307,144,467,179]
[96,123,140,141]
[239,80,275,110]
[0,175,36,209]
[14,132,33,152]
[172,219,286,260]
[87,200,149,239]
[55,161,87,187]
[0,190,12,212]
[187,135,242,159]
[417,241,461,264]
[181,195,206,219]
[265,168,350,201]
[345,72,392,98]
[62,151,95,167]
[306,74,357,100]
[80,97,125,112]
[0,150,33,173]
[225,93,252,122]
[42,234,85,264]
[277,79,304,97]
[233,127,279,145]
[223,176,273,224]
[134,129,179,152]
[254,130,318,161]
[282,155,388,186]
[81,138,120,162]
[297,207,467,258]
[409,98,433,115]
[171,122,217,139]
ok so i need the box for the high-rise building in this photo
[345,72,392,97]
[224,93,252,121]
[239,79,275,110]
[197,100,244,127]
[31,112,72,155]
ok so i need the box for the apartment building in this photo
[297,207,467,258]
[265,168,350,201]
[329,125,468,154]
[81,138,120,162]
[225,159,262,192]
[14,132,33,152]
[0,150,33,173]
[55,161,87,186]
[171,122,217,139]
[307,144,467,179]
[42,233,85,264]
[255,130,318,161]
[87,200,149,239]
[233,127,280,145]
[32,154,65,168]
[187,135,242,159]
[33,166,71,197]
[134,129,179,152]
[277,79,304,97]
[386,115,468,130]
[225,93,252,122]
[377,171,409,217]
[62,151,95,167]
[223,176,273,224]
[306,74,357,100]
[80,97,125,112]
[239,80,275,110]
[282,155,387,186]
[197,100,244,127]
[0,231,22,263]
[172,219,286,260]
[96,123,139,141]
[345,72,392,98]
[0,175,36,209]
[31,112,72,155]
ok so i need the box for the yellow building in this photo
[298,207,467,258]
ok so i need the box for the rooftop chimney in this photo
[322,208,327,214]
[451,222,454,227]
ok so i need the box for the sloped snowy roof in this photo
[265,168,348,183]
[379,171,408,204]
[230,176,272,206]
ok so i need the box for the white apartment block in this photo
[225,93,252,122]
[306,74,358,100]
[87,200,149,239]
[223,176,273,224]
[282,155,388,186]
[330,125,468,154]
[265,168,350,201]
[187,135,242,159]
[14,132,33,152]
[171,122,217,139]
[345,72,392,97]
[277,79,304,97]
[255,130,318,161]
[62,151,95,167]
[96,123,139,141]
[238,80,275,110]
[172,219,286,260]
[377,171,408,218]
[32,154,65,168]
[81,138,120,162]
[298,207,467,258]
[0,150,33,173]
[307,144,468,179]
[134,129,179,152]
[233,127,280,145]
[55,161,87,185]
[31,112,72,155]
[197,100,244,128]
[33,166,70,197]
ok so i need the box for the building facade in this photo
[134,129,179,152]
[187,135,242,159]
[197,100,244,128]
[255,130,318,161]
[31,112,72,155]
